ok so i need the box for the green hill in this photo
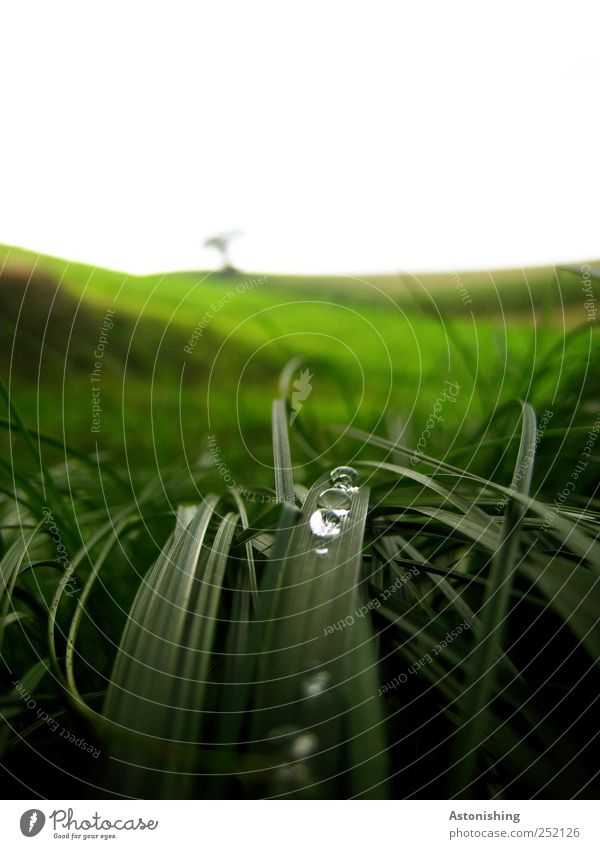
[1,243,598,488]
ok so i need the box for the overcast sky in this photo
[1,1,599,275]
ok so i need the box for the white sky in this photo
[1,1,599,275]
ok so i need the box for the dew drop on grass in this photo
[315,546,329,556]
[318,487,352,513]
[309,508,342,540]
[330,465,359,491]
[301,670,331,698]
[330,465,359,483]
[290,733,319,759]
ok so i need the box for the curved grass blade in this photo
[65,515,136,713]
[48,505,139,685]
[272,399,295,503]
[0,657,51,752]
[452,403,537,795]
[0,523,41,654]
[0,377,75,536]
[102,496,239,797]
[248,476,388,798]
[344,426,600,571]
[231,490,258,605]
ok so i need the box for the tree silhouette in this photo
[203,230,242,273]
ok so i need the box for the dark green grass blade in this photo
[522,556,600,661]
[345,426,600,571]
[0,377,75,536]
[452,403,537,795]
[213,502,303,758]
[248,476,388,798]
[0,657,50,753]
[231,489,258,604]
[0,524,41,654]
[0,417,128,491]
[48,505,139,685]
[102,497,239,797]
[65,514,136,712]
[272,399,295,504]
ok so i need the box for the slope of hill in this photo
[1,244,597,489]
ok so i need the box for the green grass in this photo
[0,244,599,799]
[2,243,598,475]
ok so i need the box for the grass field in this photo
[0,243,599,799]
[1,244,597,473]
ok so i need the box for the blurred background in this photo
[1,0,599,275]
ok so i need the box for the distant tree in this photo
[203,230,243,273]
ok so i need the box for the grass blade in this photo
[272,399,295,504]
[453,403,537,795]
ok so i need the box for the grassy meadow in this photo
[0,243,599,799]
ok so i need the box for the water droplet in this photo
[266,725,301,749]
[315,546,329,556]
[309,508,342,540]
[301,670,331,698]
[274,763,310,788]
[330,465,359,486]
[290,733,319,759]
[335,480,357,493]
[318,487,352,513]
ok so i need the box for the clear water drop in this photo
[315,546,329,556]
[301,670,331,698]
[318,487,352,513]
[309,508,342,540]
[330,465,359,486]
[333,478,357,493]
[290,733,319,759]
